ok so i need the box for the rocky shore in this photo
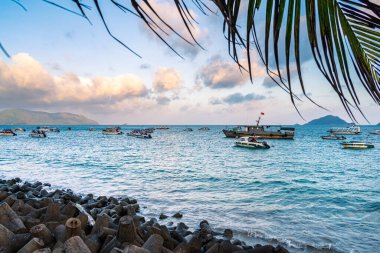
[0,178,289,253]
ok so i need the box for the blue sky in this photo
[0,0,379,124]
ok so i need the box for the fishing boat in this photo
[199,127,210,131]
[184,128,193,131]
[369,130,380,135]
[235,136,270,149]
[13,128,26,132]
[328,125,360,135]
[37,127,60,132]
[29,130,47,138]
[223,113,295,139]
[127,129,152,138]
[0,129,17,136]
[341,141,374,149]
[321,134,346,140]
[102,127,123,135]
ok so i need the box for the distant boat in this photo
[127,129,152,138]
[235,136,270,149]
[13,128,25,132]
[328,125,360,135]
[102,127,123,135]
[89,128,96,131]
[29,130,47,138]
[0,129,17,136]
[156,126,169,130]
[198,127,210,131]
[67,127,72,131]
[37,127,60,132]
[223,113,295,139]
[321,134,346,140]
[341,141,374,149]
[184,128,193,132]
[369,130,380,135]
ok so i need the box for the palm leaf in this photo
[2,0,379,121]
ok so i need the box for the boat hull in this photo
[235,142,270,149]
[341,142,374,149]
[223,130,294,139]
[0,133,17,136]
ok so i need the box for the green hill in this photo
[305,115,348,125]
[0,109,98,125]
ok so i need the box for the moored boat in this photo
[223,113,295,139]
[13,128,26,132]
[127,129,152,138]
[369,130,380,135]
[198,127,210,131]
[102,127,123,135]
[341,141,374,149]
[235,136,270,149]
[0,129,17,136]
[328,125,360,135]
[29,130,47,138]
[321,134,346,140]
[37,127,60,132]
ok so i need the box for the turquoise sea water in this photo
[0,125,379,252]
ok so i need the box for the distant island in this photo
[304,115,348,125]
[0,109,98,125]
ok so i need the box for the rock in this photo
[274,245,289,253]
[172,212,183,219]
[223,229,233,240]
[159,213,169,220]
[16,191,26,199]
[40,190,49,197]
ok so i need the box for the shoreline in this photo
[0,177,289,253]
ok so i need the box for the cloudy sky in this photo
[0,1,379,124]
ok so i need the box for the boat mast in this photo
[256,114,261,127]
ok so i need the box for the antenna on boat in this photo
[256,112,264,127]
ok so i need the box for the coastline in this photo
[0,177,289,253]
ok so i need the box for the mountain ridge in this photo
[0,109,98,125]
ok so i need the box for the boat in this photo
[89,128,96,131]
[102,127,123,135]
[37,127,60,132]
[0,129,17,136]
[29,130,47,138]
[341,141,374,149]
[369,130,380,135]
[13,128,26,132]
[223,114,295,139]
[328,125,360,135]
[235,136,270,149]
[184,128,193,131]
[156,126,169,130]
[127,129,152,138]
[321,134,346,140]
[198,127,210,131]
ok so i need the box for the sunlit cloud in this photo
[153,67,182,92]
[0,53,148,108]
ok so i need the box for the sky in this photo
[0,0,379,125]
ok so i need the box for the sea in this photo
[0,125,379,252]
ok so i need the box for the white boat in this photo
[13,128,26,132]
[29,130,47,138]
[0,129,17,136]
[321,134,346,140]
[37,127,60,132]
[127,130,152,138]
[235,136,270,149]
[328,125,361,135]
[341,141,374,149]
[369,130,380,135]
[102,127,123,135]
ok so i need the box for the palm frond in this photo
[2,0,379,121]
